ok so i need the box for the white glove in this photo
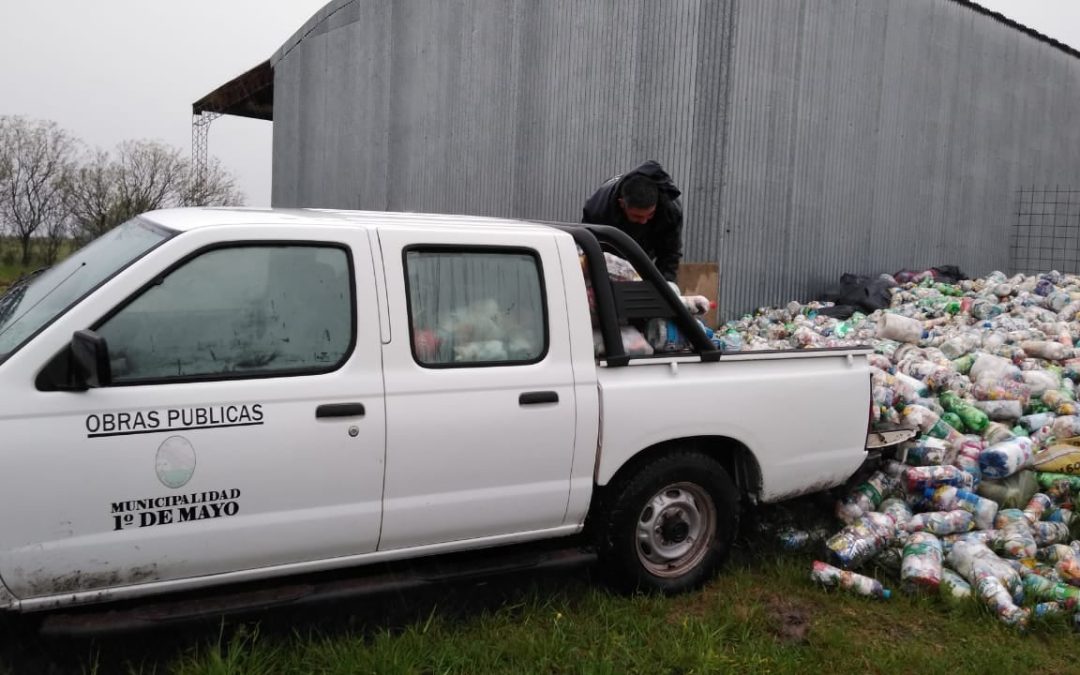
[667,281,681,295]
[681,295,711,315]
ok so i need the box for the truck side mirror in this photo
[71,329,112,388]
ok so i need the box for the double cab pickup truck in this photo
[0,208,873,613]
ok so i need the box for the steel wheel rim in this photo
[635,481,716,578]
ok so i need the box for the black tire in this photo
[594,451,739,595]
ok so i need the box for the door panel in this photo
[378,229,576,550]
[0,229,386,599]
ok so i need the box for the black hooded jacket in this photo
[581,160,684,282]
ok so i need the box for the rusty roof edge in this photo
[192,60,273,119]
[271,0,357,68]
[959,0,1080,60]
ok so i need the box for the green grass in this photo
[156,556,1075,675]
[9,543,1073,675]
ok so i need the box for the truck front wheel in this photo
[595,452,739,594]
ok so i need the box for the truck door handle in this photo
[519,391,558,406]
[315,403,366,418]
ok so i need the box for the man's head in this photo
[618,175,658,225]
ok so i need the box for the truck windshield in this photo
[0,218,172,363]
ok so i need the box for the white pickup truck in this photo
[0,208,873,614]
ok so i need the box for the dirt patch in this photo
[765,594,814,644]
[664,589,715,625]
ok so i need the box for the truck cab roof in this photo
[141,207,558,235]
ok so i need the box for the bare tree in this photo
[181,156,243,208]
[64,149,120,244]
[0,117,76,265]
[66,140,244,243]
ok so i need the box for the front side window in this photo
[406,249,547,366]
[97,244,353,383]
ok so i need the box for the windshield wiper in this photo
[0,267,50,326]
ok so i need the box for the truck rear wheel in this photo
[595,452,739,594]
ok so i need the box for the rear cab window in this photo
[404,248,547,367]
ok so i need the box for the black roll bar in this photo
[546,223,721,366]
[547,224,628,366]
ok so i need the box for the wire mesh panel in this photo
[1011,187,1080,275]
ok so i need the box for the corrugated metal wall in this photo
[272,0,1080,317]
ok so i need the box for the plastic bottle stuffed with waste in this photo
[952,353,976,375]
[1020,412,1058,432]
[996,509,1038,560]
[1037,472,1080,497]
[940,333,981,360]
[921,486,999,531]
[1051,415,1080,439]
[1022,370,1062,398]
[810,560,891,599]
[1034,602,1064,618]
[877,314,924,344]
[975,575,1031,627]
[970,353,1022,384]
[1022,572,1080,605]
[1021,340,1073,362]
[1054,555,1080,586]
[776,527,830,552]
[901,532,943,591]
[718,330,744,352]
[1022,493,1052,525]
[940,391,990,433]
[905,510,975,536]
[941,568,973,600]
[874,546,904,576]
[1031,522,1070,547]
[1038,544,1077,565]
[880,497,914,530]
[892,372,930,403]
[982,422,1018,446]
[953,453,983,489]
[972,380,1032,408]
[1046,508,1076,526]
[974,400,1024,423]
[942,530,1000,555]
[942,412,964,433]
[947,540,1025,605]
[902,465,974,494]
[1044,389,1078,417]
[826,511,897,569]
[905,437,949,467]
[835,471,893,525]
[1064,358,1080,383]
[980,437,1034,480]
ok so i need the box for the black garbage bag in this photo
[820,273,896,318]
[931,265,967,283]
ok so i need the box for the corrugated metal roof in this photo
[201,1,1080,123]
[267,0,1080,317]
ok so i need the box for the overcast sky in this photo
[1,1,1077,208]
[0,1,326,207]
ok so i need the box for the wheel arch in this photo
[594,436,763,504]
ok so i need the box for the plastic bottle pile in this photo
[732,270,1080,628]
